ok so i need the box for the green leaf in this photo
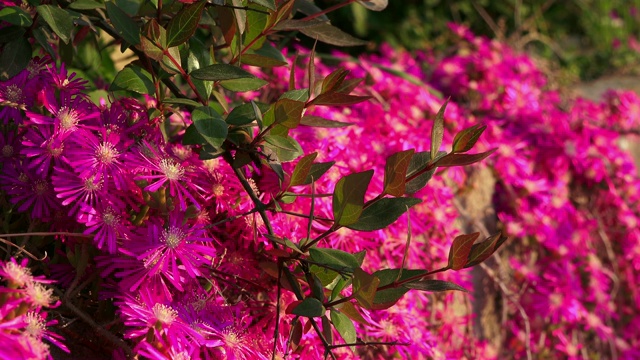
[353,268,379,309]
[160,46,181,74]
[435,149,498,167]
[182,124,206,145]
[290,152,318,187]
[347,197,421,231]
[310,273,325,301]
[330,310,357,352]
[276,19,367,47]
[249,0,276,10]
[452,124,487,153]
[448,232,480,270]
[0,37,31,80]
[0,7,33,27]
[279,89,309,102]
[164,98,202,108]
[404,279,468,293]
[191,106,228,149]
[241,41,288,68]
[356,0,388,11]
[372,269,426,310]
[105,1,140,46]
[300,116,353,128]
[0,26,25,44]
[220,77,268,92]
[309,247,360,273]
[292,0,329,21]
[309,265,340,287]
[336,301,370,326]
[32,27,55,58]
[69,0,105,10]
[36,5,74,44]
[310,92,372,106]
[264,135,303,161]
[302,161,335,185]
[110,66,154,94]
[226,102,269,126]
[464,232,508,268]
[431,99,448,161]
[166,1,205,47]
[190,64,256,81]
[332,170,374,226]
[404,151,446,194]
[243,4,268,50]
[291,298,325,318]
[274,98,305,128]
[383,149,415,196]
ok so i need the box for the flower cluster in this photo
[0,258,65,359]
[1,23,640,359]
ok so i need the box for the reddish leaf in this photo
[403,279,469,293]
[464,232,509,268]
[448,232,480,270]
[435,148,498,167]
[322,68,349,94]
[383,149,415,196]
[309,92,372,106]
[452,124,487,153]
[300,115,354,128]
[290,319,303,351]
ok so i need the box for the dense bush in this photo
[1,1,640,359]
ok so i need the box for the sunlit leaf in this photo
[332,170,374,226]
[383,149,415,196]
[448,232,480,270]
[347,198,421,231]
[404,279,469,293]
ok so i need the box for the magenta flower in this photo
[117,211,217,292]
[130,140,205,211]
